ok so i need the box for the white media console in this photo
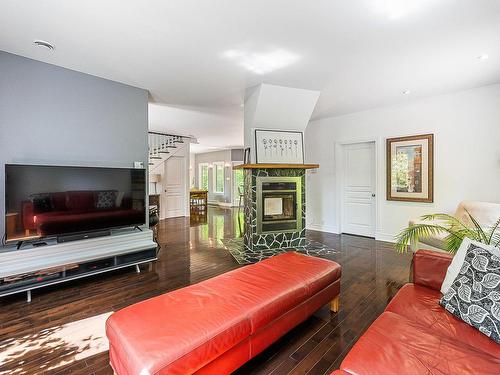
[0,228,157,302]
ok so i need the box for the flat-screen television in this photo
[5,164,146,243]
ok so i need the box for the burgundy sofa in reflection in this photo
[22,191,144,238]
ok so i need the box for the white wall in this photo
[305,84,500,242]
[0,51,149,240]
[149,103,243,154]
[244,84,320,162]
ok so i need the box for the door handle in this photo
[371,193,376,197]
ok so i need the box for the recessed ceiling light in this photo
[34,39,55,51]
[477,54,489,60]
[402,90,411,95]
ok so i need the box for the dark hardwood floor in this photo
[0,207,412,375]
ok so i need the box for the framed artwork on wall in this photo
[386,134,434,202]
[255,129,304,164]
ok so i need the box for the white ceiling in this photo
[1,0,500,151]
[148,103,243,154]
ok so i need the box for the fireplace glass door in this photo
[263,192,296,221]
[257,177,302,234]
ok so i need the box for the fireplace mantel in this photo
[233,163,319,170]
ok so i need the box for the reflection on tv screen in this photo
[5,165,146,242]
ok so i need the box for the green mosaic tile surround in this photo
[243,168,306,251]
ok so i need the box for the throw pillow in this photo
[439,242,500,343]
[96,191,116,209]
[441,237,498,294]
[30,193,52,213]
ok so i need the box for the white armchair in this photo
[409,201,500,252]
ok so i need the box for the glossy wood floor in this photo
[0,207,412,375]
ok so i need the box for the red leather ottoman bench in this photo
[106,251,341,375]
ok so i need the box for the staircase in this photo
[148,131,189,171]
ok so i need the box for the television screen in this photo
[5,164,146,242]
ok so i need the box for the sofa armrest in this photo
[412,250,453,291]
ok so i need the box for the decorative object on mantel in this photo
[243,147,251,164]
[387,134,433,202]
[255,129,304,164]
[395,210,500,254]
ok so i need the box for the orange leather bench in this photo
[106,252,341,374]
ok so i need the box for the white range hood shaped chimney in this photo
[243,84,320,163]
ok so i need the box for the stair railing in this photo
[148,131,188,165]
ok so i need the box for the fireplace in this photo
[256,177,302,234]
[233,163,318,252]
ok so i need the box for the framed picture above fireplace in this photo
[255,130,304,164]
[386,133,434,202]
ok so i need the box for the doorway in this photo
[162,156,186,218]
[340,141,376,237]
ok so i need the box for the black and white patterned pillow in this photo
[96,191,116,209]
[440,243,500,343]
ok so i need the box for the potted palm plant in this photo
[395,211,500,254]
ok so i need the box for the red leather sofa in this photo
[106,252,341,375]
[22,191,143,237]
[332,250,500,375]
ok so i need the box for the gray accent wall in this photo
[0,51,149,241]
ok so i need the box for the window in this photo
[198,163,209,190]
[233,168,244,205]
[234,169,244,194]
[213,162,225,193]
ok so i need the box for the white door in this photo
[342,142,376,237]
[163,156,186,218]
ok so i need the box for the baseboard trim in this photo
[306,224,340,234]
[376,232,396,243]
